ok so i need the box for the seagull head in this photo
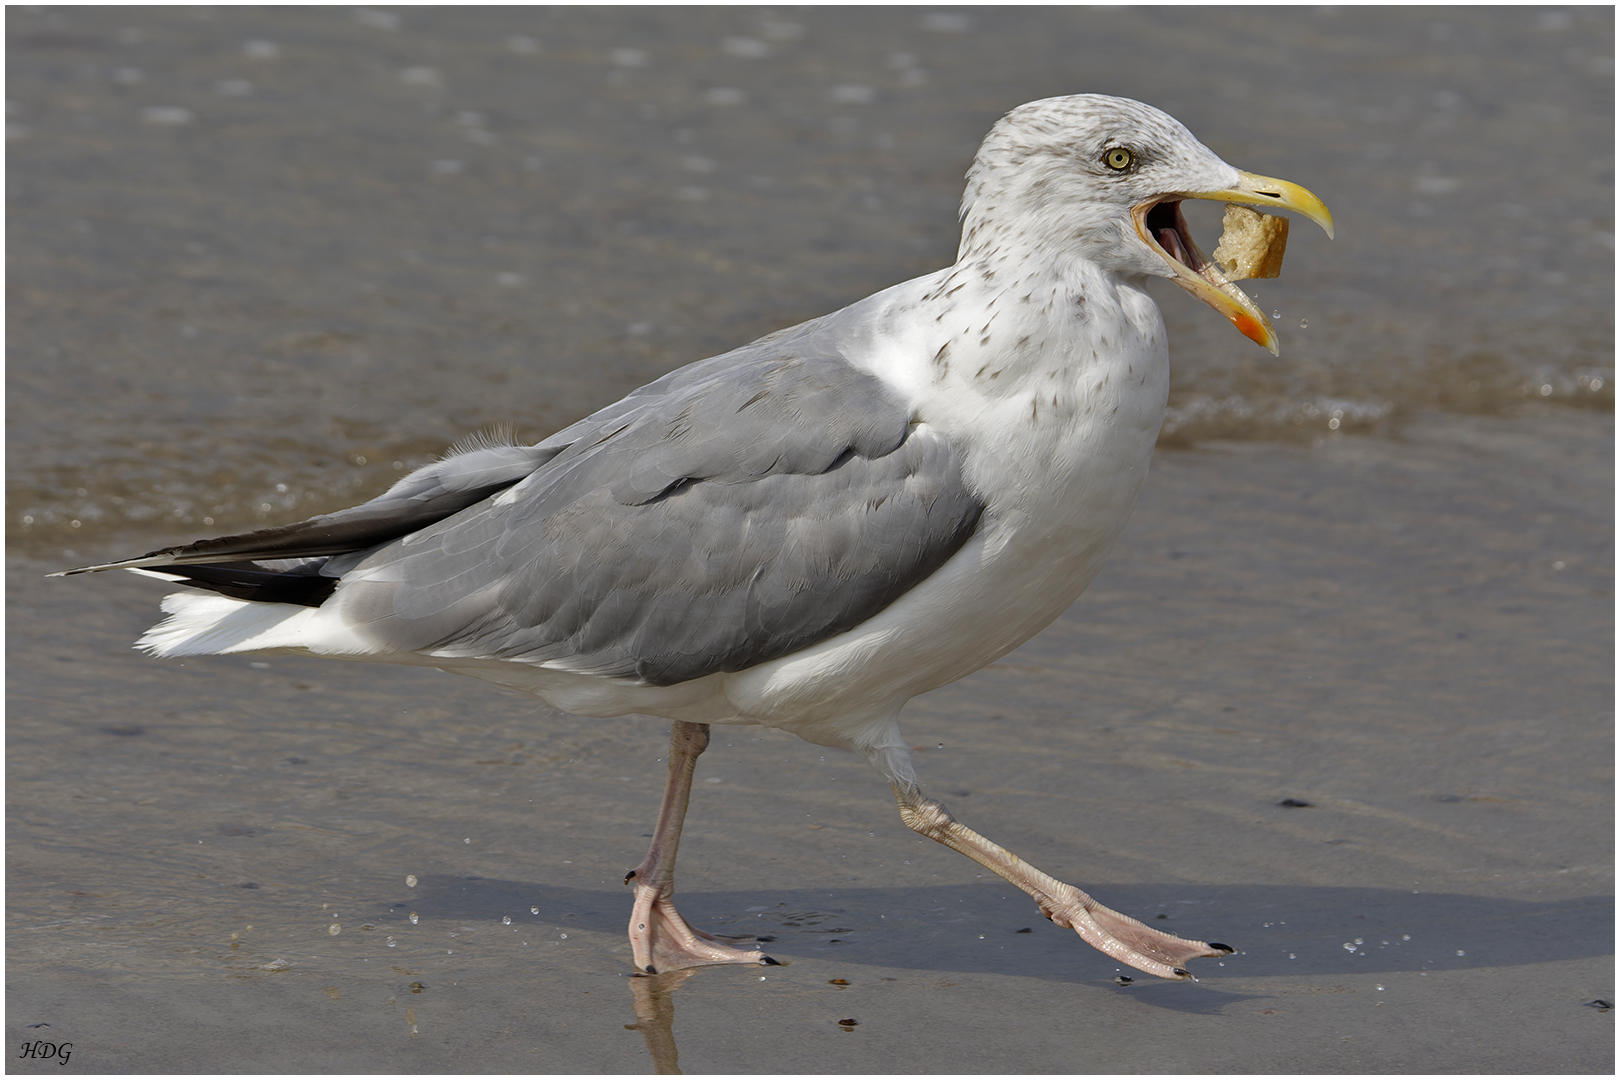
[960,94,1333,354]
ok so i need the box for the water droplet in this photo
[328,923,341,936]
[405,875,417,888]
[1456,949,1465,956]
[1298,318,1309,329]
[1354,938,1364,945]
[386,936,397,948]
[1376,984,1385,991]
[409,912,419,925]
[1288,953,1296,959]
[1272,310,1281,319]
[531,906,539,915]
[559,933,568,939]
[1402,934,1411,941]
[1540,384,1553,396]
[502,916,511,925]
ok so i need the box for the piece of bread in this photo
[1212,204,1289,280]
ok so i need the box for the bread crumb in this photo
[1213,205,1289,280]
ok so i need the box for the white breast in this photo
[720,263,1170,747]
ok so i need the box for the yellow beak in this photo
[1133,171,1333,355]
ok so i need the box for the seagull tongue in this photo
[1158,226,1193,269]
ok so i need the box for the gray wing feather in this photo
[55,441,560,576]
[340,334,984,686]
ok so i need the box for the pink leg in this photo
[625,721,778,974]
[894,784,1232,980]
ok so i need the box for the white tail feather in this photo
[134,586,372,658]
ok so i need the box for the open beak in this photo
[1132,172,1333,355]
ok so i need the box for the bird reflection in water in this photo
[624,969,695,1074]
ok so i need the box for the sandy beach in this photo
[10,408,1611,1072]
[7,6,1612,1074]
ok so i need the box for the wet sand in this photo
[6,5,1613,1074]
[9,408,1611,1073]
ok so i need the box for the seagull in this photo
[57,95,1331,981]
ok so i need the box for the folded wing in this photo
[67,325,986,688]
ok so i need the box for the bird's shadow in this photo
[390,874,1612,989]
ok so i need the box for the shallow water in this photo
[7,5,1613,545]
[7,6,1614,1075]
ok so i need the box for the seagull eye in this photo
[1104,147,1134,171]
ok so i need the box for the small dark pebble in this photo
[837,1018,858,1027]
[828,978,849,986]
[1586,999,1611,1011]
[1278,798,1313,808]
[1015,927,1032,933]
[1155,914,1169,920]
[1113,976,1134,986]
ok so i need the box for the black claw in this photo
[1172,967,1191,979]
[644,964,657,974]
[1208,942,1235,954]
[760,956,781,966]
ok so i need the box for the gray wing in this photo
[54,438,559,575]
[337,340,984,686]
